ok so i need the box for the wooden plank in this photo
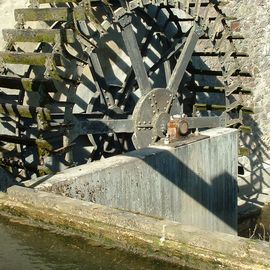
[194,103,253,113]
[2,29,75,44]
[193,51,248,57]
[191,68,252,77]
[37,0,79,3]
[36,0,99,3]
[14,7,86,22]
[0,52,64,66]
[193,85,252,95]
[0,103,51,119]
[0,75,57,92]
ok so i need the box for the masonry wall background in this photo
[220,1,270,196]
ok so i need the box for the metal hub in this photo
[132,88,181,149]
[167,115,189,142]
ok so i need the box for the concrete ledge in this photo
[0,186,269,270]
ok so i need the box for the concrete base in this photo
[25,128,238,235]
[0,186,269,270]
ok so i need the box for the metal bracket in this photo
[219,114,227,127]
[4,33,14,51]
[0,57,5,74]
[194,23,205,38]
[118,13,132,28]
[15,14,25,30]
[53,34,62,53]
[44,56,60,80]
[28,0,40,8]
[114,7,129,22]
[82,0,107,36]
[81,0,92,12]
[36,107,51,131]
[129,0,140,10]
[154,0,164,6]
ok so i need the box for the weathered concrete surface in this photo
[25,128,238,235]
[217,1,270,213]
[0,186,269,270]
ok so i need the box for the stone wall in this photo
[224,0,270,149]
[222,1,270,195]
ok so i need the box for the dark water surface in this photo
[256,203,270,241]
[0,216,190,270]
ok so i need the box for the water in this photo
[239,203,270,241]
[0,216,190,270]
[255,203,270,241]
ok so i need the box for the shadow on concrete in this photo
[125,146,237,232]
